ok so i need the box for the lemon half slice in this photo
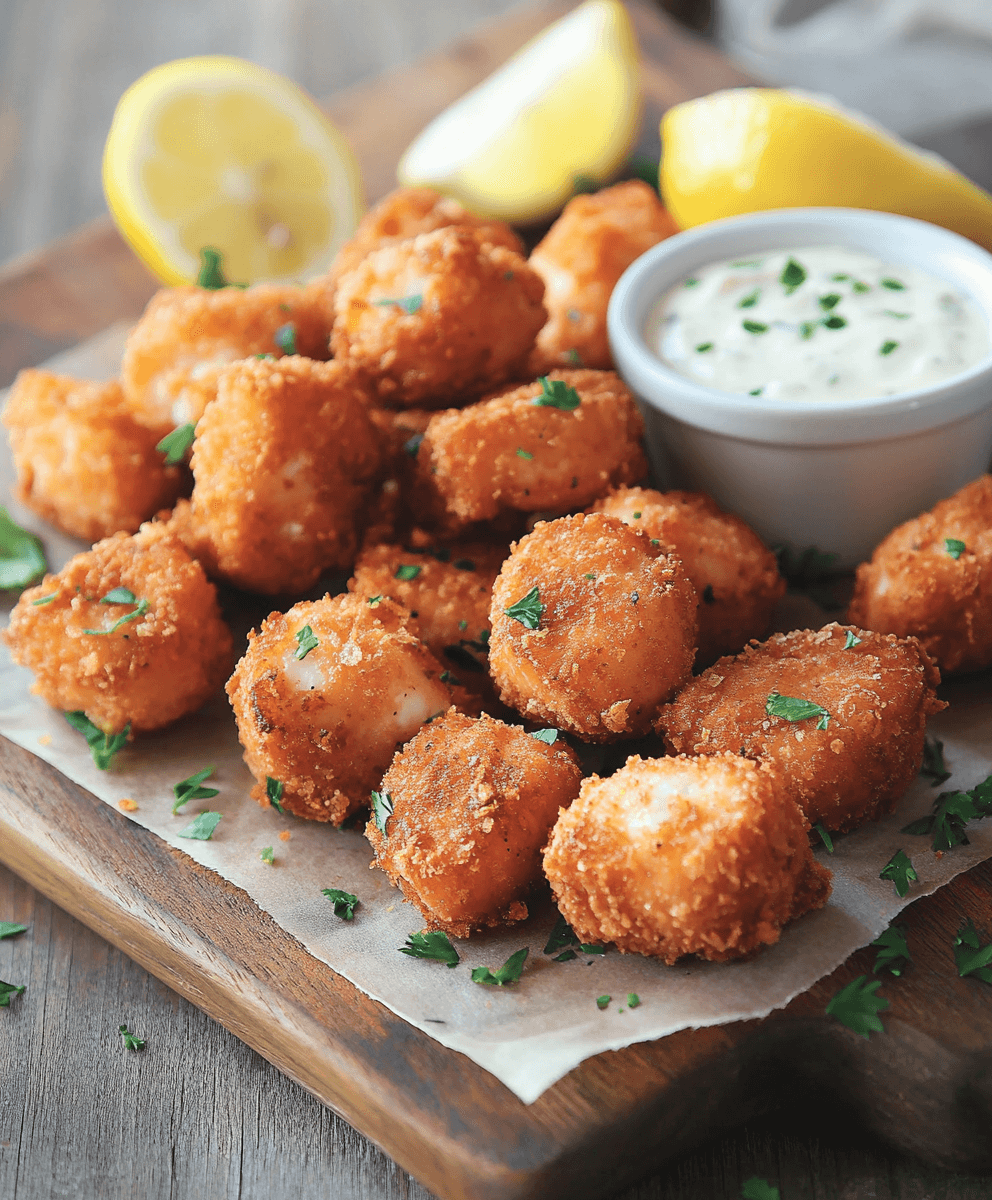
[661,88,992,252]
[103,56,364,285]
[398,0,640,226]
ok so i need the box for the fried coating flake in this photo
[489,513,697,741]
[171,355,383,594]
[590,486,784,665]
[848,474,992,675]
[528,180,679,373]
[120,282,332,432]
[330,226,546,408]
[4,522,233,734]
[227,593,459,824]
[657,623,946,832]
[366,711,582,937]
[543,753,831,963]
[2,370,184,543]
[419,369,647,524]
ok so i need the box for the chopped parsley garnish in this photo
[730,259,762,268]
[765,691,830,730]
[0,981,26,1007]
[813,823,834,853]
[901,774,992,851]
[266,776,285,814]
[683,277,699,288]
[880,340,899,356]
[822,315,847,330]
[374,294,423,315]
[581,944,605,955]
[627,993,641,1009]
[741,1178,780,1200]
[818,293,841,311]
[471,948,528,987]
[400,930,459,967]
[83,596,149,636]
[544,914,580,955]
[773,544,839,609]
[879,849,917,898]
[322,887,360,920]
[530,728,559,745]
[702,584,715,605]
[367,595,382,607]
[294,624,319,660]
[453,558,475,571]
[533,376,581,410]
[695,342,713,353]
[881,278,905,290]
[742,320,768,334]
[921,736,951,787]
[442,642,486,674]
[439,670,460,685]
[852,280,871,293]
[0,508,46,590]
[196,246,230,289]
[738,289,760,309]
[274,321,297,355]
[625,154,660,191]
[825,975,888,1038]
[403,433,423,458]
[156,422,196,465]
[872,923,911,977]
[64,712,130,770]
[177,811,222,840]
[748,387,763,395]
[843,630,862,649]
[884,310,910,319]
[395,564,422,581]
[260,846,275,864]
[780,257,806,293]
[945,538,966,559]
[953,918,992,982]
[565,348,582,365]
[172,766,218,814]
[0,923,27,939]
[831,273,849,282]
[119,1023,146,1051]
[516,448,534,460]
[371,789,393,834]
[458,619,467,631]
[31,594,56,605]
[632,511,641,519]
[596,995,611,1010]
[798,321,817,340]
[504,585,544,630]
[101,586,137,605]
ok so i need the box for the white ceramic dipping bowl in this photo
[607,208,992,567]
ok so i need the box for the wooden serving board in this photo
[2,4,992,1197]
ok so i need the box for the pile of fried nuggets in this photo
[5,181,990,966]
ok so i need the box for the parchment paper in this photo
[2,324,990,1105]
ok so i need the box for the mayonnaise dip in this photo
[645,246,991,401]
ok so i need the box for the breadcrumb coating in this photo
[848,474,992,675]
[489,513,697,741]
[226,593,458,824]
[657,623,946,832]
[330,226,546,408]
[543,753,831,963]
[590,486,784,665]
[366,711,582,937]
[4,522,233,734]
[3,370,184,543]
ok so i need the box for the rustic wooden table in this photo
[3,3,992,1198]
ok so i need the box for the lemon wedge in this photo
[661,88,992,252]
[103,56,364,285]
[397,0,640,226]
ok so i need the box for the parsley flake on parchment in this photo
[400,930,459,968]
[266,776,286,814]
[879,849,917,898]
[920,736,951,787]
[172,766,218,814]
[63,712,130,771]
[322,888,360,920]
[0,508,46,590]
[371,790,393,834]
[177,812,221,841]
[472,948,528,987]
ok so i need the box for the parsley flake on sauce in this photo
[0,508,46,590]
[872,923,911,976]
[274,321,297,355]
[64,712,130,770]
[322,887,360,920]
[373,294,422,315]
[945,538,966,559]
[881,278,906,290]
[177,811,222,841]
[395,564,422,581]
[822,314,847,330]
[533,376,581,410]
[695,342,713,353]
[294,624,319,660]
[471,948,528,987]
[879,849,917,897]
[172,766,218,814]
[119,1024,146,1051]
[156,422,196,465]
[742,320,768,334]
[400,930,459,967]
[765,691,830,730]
[504,585,544,630]
[818,293,841,311]
[852,280,871,293]
[266,776,286,814]
[780,257,807,293]
[738,289,760,309]
[371,789,393,834]
[825,975,888,1038]
[880,340,899,355]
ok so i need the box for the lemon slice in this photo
[103,56,364,285]
[397,0,640,226]
[661,88,992,252]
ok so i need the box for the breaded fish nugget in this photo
[528,180,679,373]
[590,486,784,665]
[4,523,232,735]
[226,593,458,824]
[658,624,945,832]
[420,370,647,524]
[848,474,992,675]
[330,227,546,408]
[121,282,331,431]
[366,711,582,936]
[2,370,184,542]
[489,513,697,741]
[543,753,831,963]
[174,356,383,594]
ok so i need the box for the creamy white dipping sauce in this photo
[645,246,991,401]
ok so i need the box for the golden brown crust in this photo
[488,513,698,741]
[366,711,582,937]
[3,522,233,734]
[2,371,184,543]
[542,753,831,963]
[848,474,992,675]
[657,623,946,832]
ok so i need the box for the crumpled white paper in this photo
[2,325,990,1104]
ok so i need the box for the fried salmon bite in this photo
[366,712,582,937]
[120,282,331,432]
[589,486,785,665]
[528,180,679,373]
[169,355,383,594]
[418,370,648,525]
[226,593,462,824]
[848,475,992,675]
[542,754,831,963]
[4,523,233,736]
[488,513,697,741]
[2,370,184,542]
[657,624,946,833]
[330,226,546,409]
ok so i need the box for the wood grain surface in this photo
[3,3,992,1198]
